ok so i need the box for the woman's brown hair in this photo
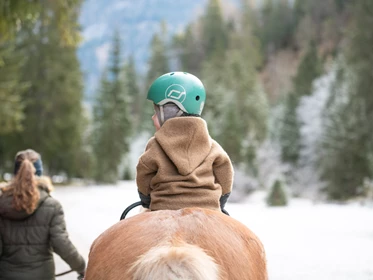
[6,149,41,214]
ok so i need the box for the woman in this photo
[0,149,85,280]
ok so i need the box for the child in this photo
[136,72,233,214]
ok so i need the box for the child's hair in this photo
[5,149,41,214]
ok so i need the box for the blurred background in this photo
[1,0,373,205]
[2,1,373,279]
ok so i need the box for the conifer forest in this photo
[1,0,372,202]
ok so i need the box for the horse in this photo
[84,207,267,280]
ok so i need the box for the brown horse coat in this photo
[85,208,267,280]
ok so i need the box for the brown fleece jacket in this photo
[136,117,233,211]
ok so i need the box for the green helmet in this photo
[147,72,206,115]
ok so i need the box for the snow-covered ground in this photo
[53,181,373,280]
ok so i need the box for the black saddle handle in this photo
[56,269,73,277]
[120,201,142,220]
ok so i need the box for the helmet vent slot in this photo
[170,72,175,75]
[196,96,200,101]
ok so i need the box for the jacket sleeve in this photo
[49,200,86,273]
[136,157,157,196]
[213,150,234,195]
[136,138,157,196]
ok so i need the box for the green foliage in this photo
[122,164,133,180]
[0,0,82,45]
[92,31,132,183]
[293,41,322,97]
[0,0,40,40]
[320,80,370,200]
[8,4,85,176]
[319,0,373,200]
[201,0,228,61]
[200,60,227,137]
[123,56,140,130]
[145,22,170,87]
[172,25,203,75]
[293,0,349,56]
[219,98,244,163]
[0,42,26,135]
[267,179,288,206]
[258,0,296,53]
[334,0,351,12]
[140,23,170,132]
[199,1,268,172]
[0,0,86,177]
[279,41,322,165]
[279,94,301,164]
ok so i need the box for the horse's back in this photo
[85,208,267,280]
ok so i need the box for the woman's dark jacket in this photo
[0,179,85,280]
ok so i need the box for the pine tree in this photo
[0,0,81,45]
[201,0,228,62]
[0,33,26,170]
[319,0,373,200]
[146,22,169,87]
[220,48,268,165]
[219,98,244,164]
[9,3,85,176]
[172,25,204,75]
[259,0,296,53]
[202,2,268,170]
[279,93,301,164]
[140,22,169,132]
[0,42,25,135]
[92,31,131,183]
[279,41,322,165]
[267,179,288,206]
[225,27,268,143]
[123,55,140,130]
[320,64,369,199]
[293,41,322,97]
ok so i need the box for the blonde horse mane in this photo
[130,242,219,280]
[85,208,267,280]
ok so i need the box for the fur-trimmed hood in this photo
[0,176,54,220]
[37,176,54,192]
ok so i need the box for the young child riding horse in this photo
[136,72,233,215]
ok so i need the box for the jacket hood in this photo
[155,117,212,175]
[0,177,53,220]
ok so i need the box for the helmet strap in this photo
[176,110,183,117]
[160,105,165,125]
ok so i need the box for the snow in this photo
[53,181,373,280]
[297,68,335,167]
